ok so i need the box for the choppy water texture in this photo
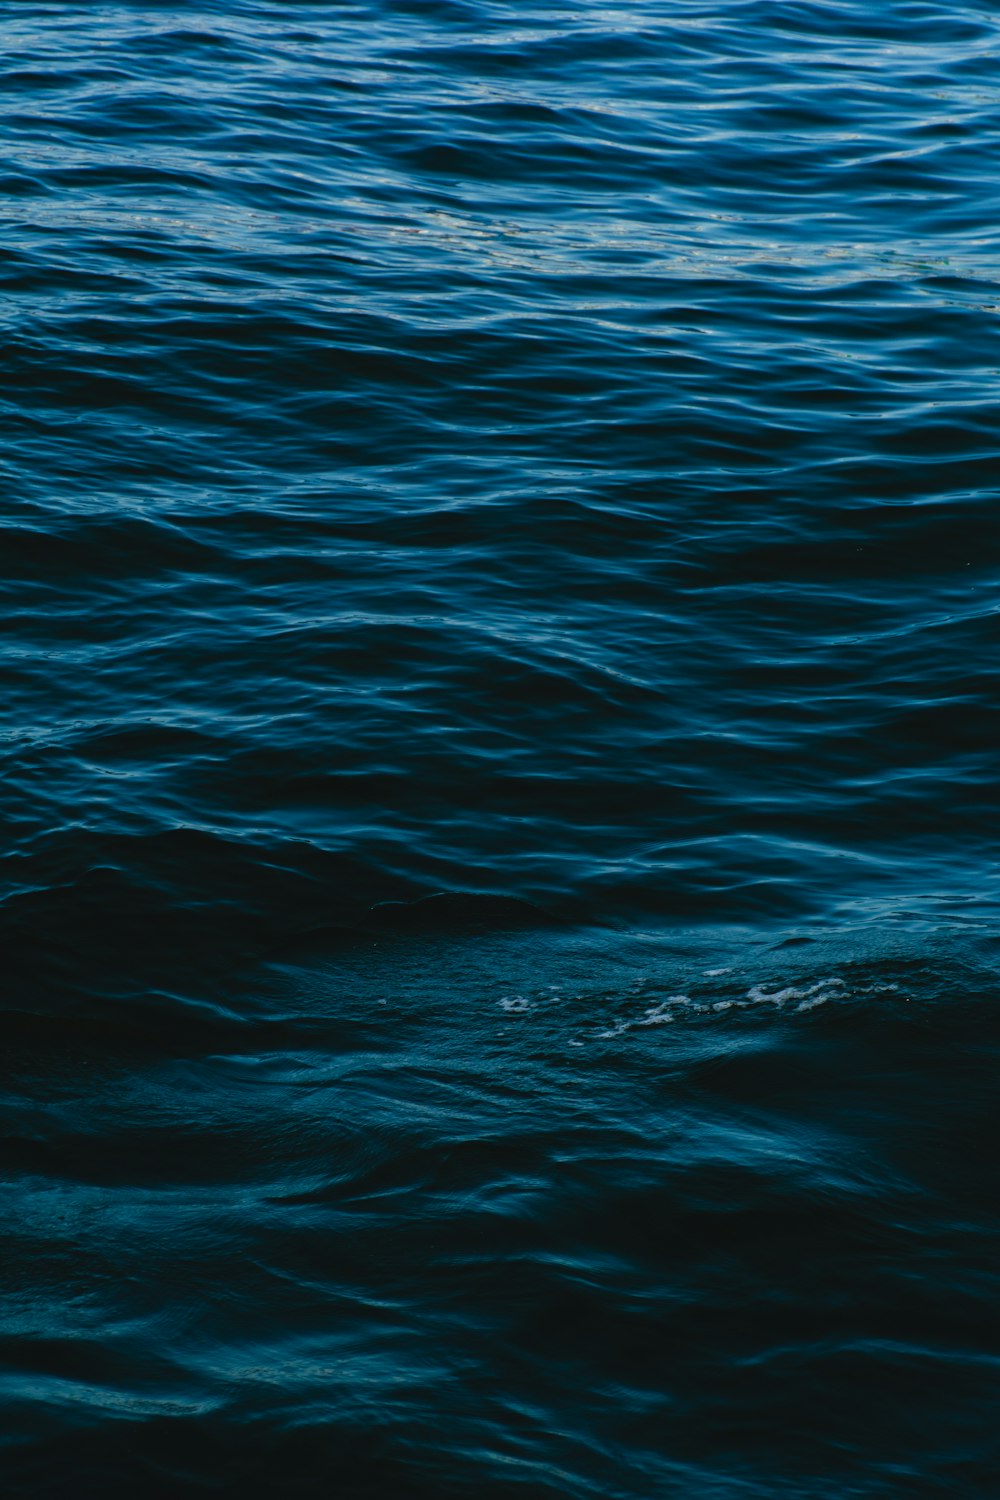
[3,2,999,1494]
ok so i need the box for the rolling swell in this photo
[2,1,999,1495]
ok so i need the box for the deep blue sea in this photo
[3,2,999,1494]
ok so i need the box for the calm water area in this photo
[2,2,999,1494]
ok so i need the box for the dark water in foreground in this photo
[3,1,999,1493]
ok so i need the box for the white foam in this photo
[591,973,863,1043]
[745,977,845,1007]
[633,1004,676,1028]
[599,995,691,1036]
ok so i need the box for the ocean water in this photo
[2,1,999,1494]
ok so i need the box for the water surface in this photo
[2,1,999,1494]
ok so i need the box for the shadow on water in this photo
[3,909,999,1497]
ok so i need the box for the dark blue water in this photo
[3,2,999,1494]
